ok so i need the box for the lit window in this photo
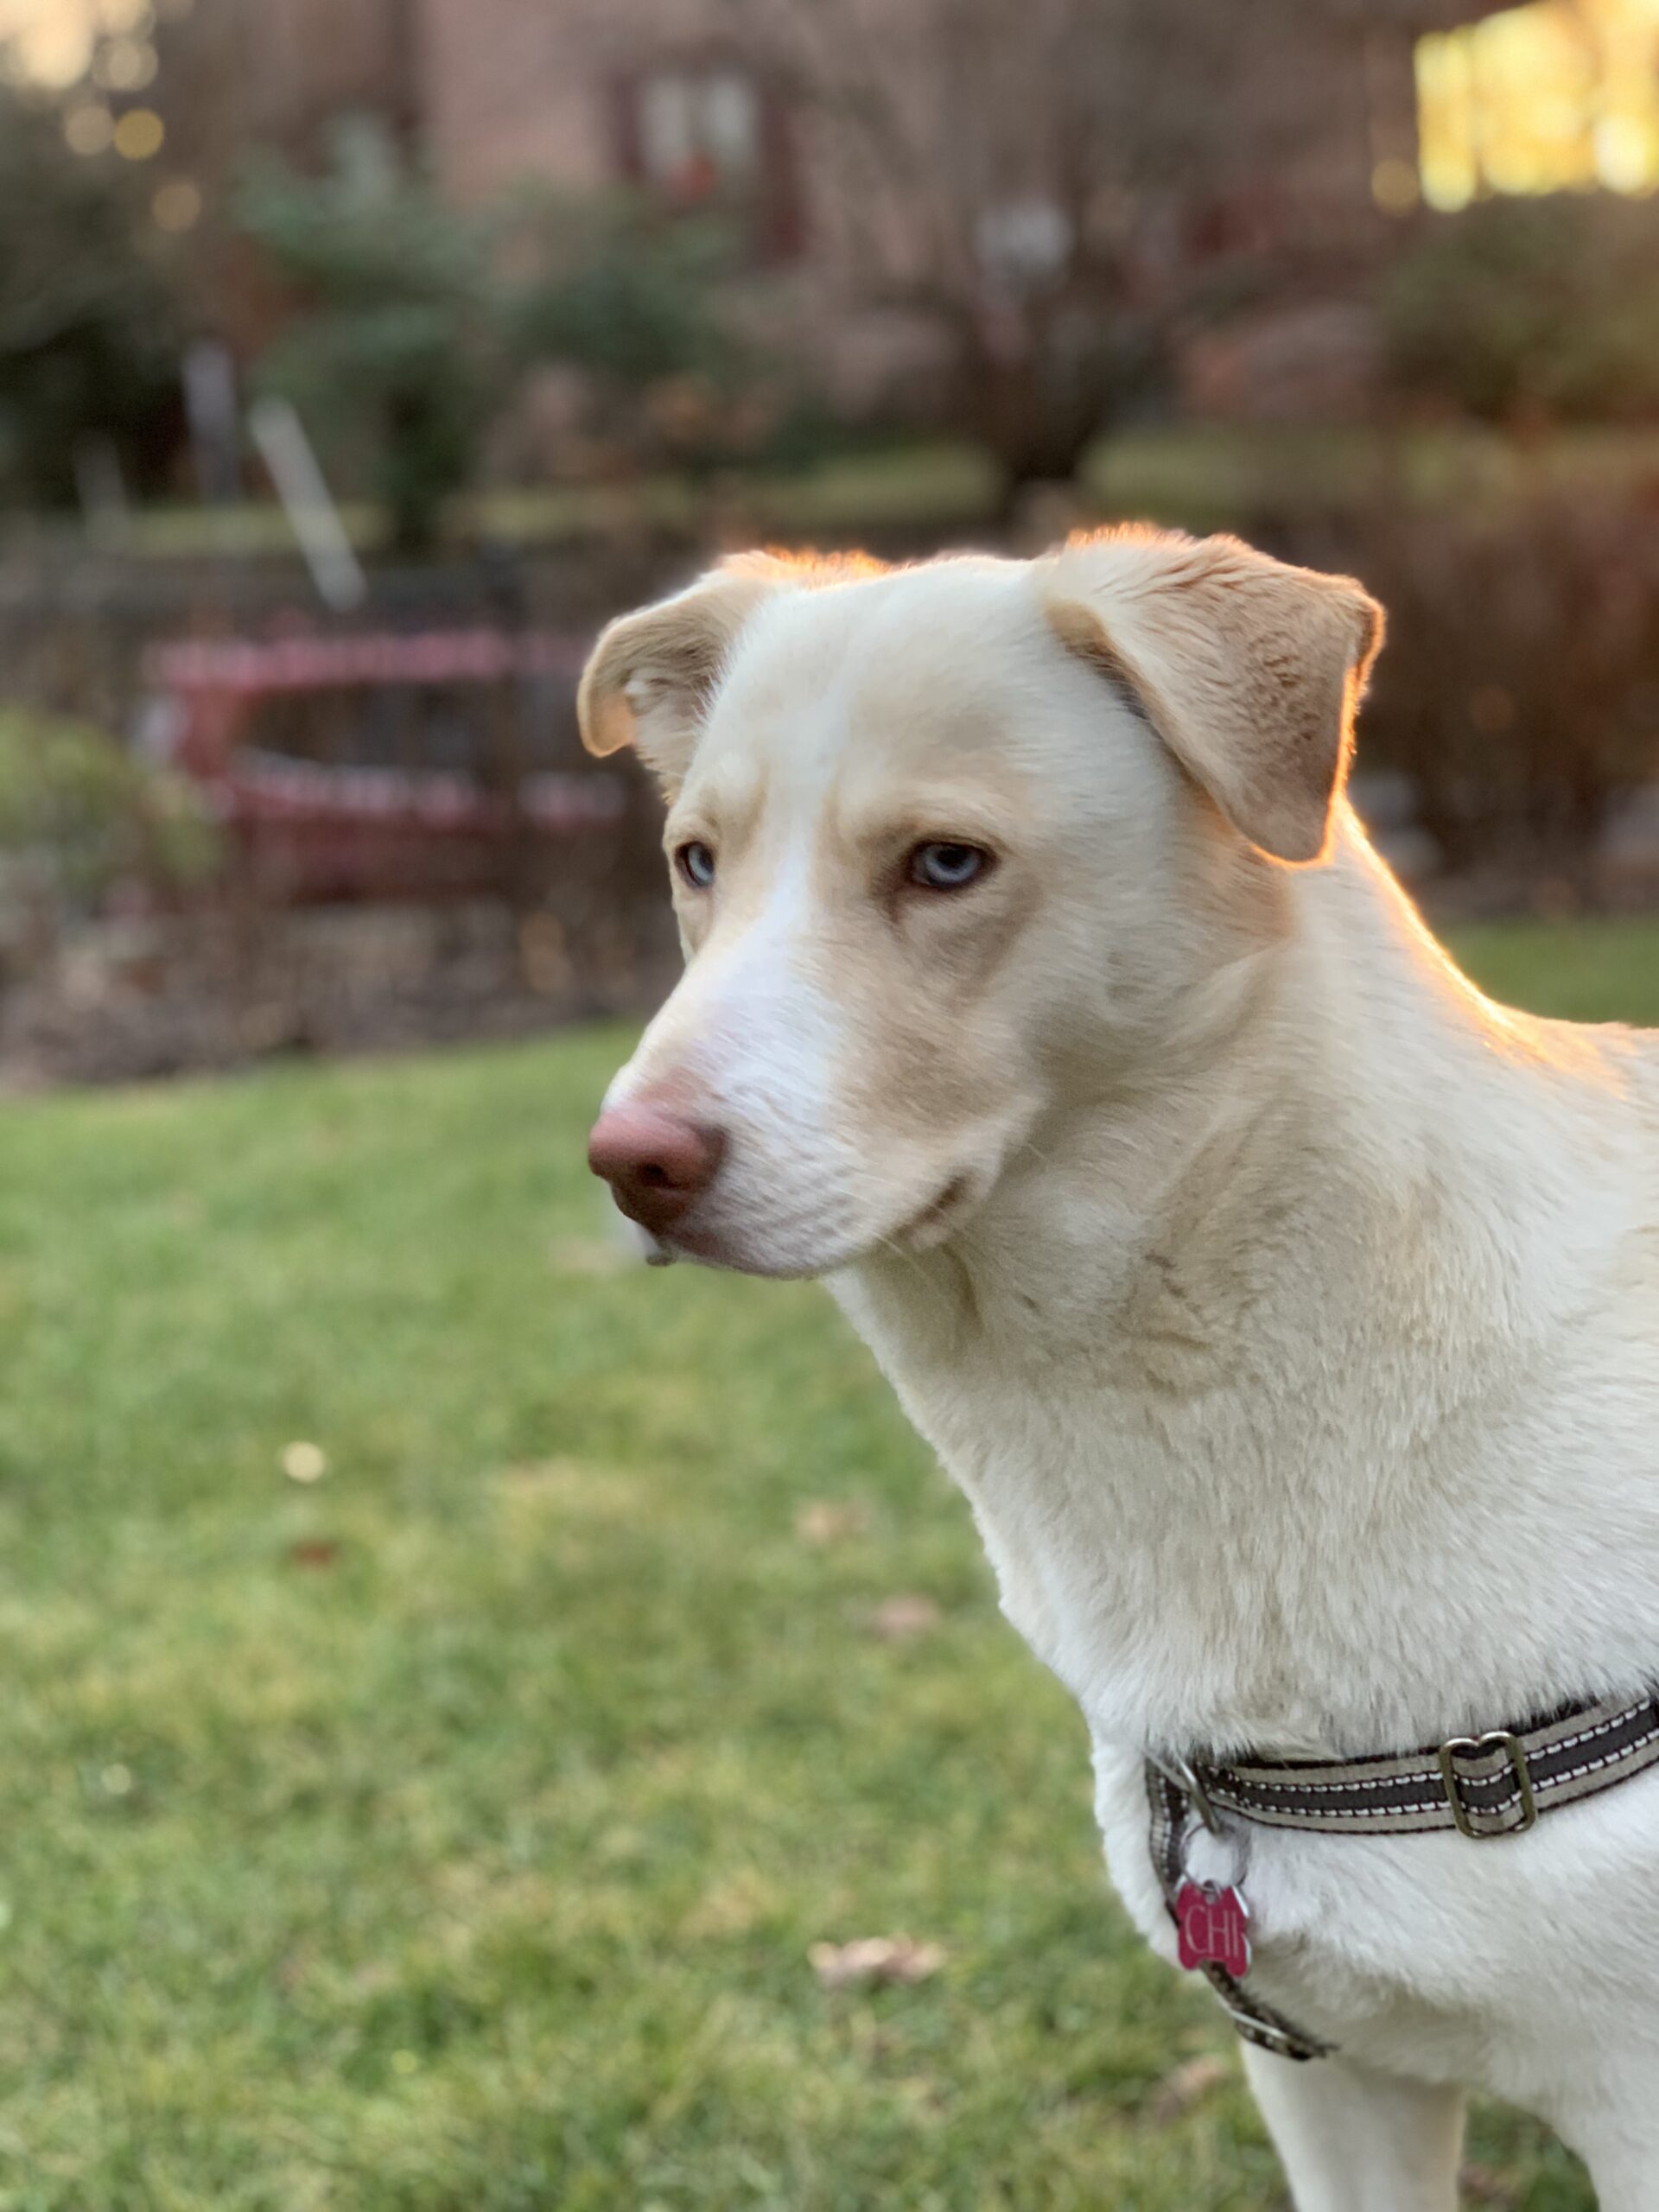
[633,67,760,201]
[1418,0,1659,207]
[616,62,800,260]
[639,76,696,186]
[702,73,760,172]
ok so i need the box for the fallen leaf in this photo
[282,1440,327,1484]
[808,1936,946,1989]
[1148,2052,1230,2123]
[868,1593,941,1640]
[795,1499,871,1546]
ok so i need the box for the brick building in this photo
[176,0,1509,250]
[168,0,1514,423]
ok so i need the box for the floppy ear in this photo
[577,556,784,787]
[1044,530,1384,865]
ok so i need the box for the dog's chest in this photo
[836,1231,1659,1760]
[893,1370,1356,1745]
[836,1249,1659,2107]
[837,1269,1463,1747]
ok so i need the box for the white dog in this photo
[579,531,1659,2209]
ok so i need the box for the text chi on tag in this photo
[1175,1881,1251,1979]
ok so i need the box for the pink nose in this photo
[588,1102,726,1233]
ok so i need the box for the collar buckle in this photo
[1437,1729,1538,1839]
[1154,1750,1224,1834]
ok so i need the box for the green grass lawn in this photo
[0,918,1651,2210]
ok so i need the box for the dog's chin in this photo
[657,1221,827,1279]
[651,1212,868,1279]
[656,1171,990,1279]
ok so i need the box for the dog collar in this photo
[1145,1685,1659,2063]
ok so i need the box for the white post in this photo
[250,397,369,614]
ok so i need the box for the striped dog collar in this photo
[1163,1687,1659,1842]
[1146,1686,1659,2063]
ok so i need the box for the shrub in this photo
[1382,194,1659,425]
[504,194,771,474]
[0,709,219,918]
[237,137,496,555]
[1300,490,1659,885]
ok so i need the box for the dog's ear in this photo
[578,556,785,788]
[1044,530,1384,865]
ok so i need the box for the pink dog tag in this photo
[1175,1881,1252,1979]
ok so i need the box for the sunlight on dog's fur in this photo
[582,530,1659,2208]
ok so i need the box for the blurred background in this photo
[0,5,1656,2207]
[0,0,1657,1082]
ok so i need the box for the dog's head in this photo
[582,531,1382,1277]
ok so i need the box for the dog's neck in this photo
[838,813,1653,1759]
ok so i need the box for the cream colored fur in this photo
[581,532,1659,2209]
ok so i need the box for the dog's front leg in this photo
[1242,2046,1465,2211]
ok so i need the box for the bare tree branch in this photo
[717,0,1418,503]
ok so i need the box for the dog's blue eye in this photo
[676,841,716,890]
[909,842,990,892]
